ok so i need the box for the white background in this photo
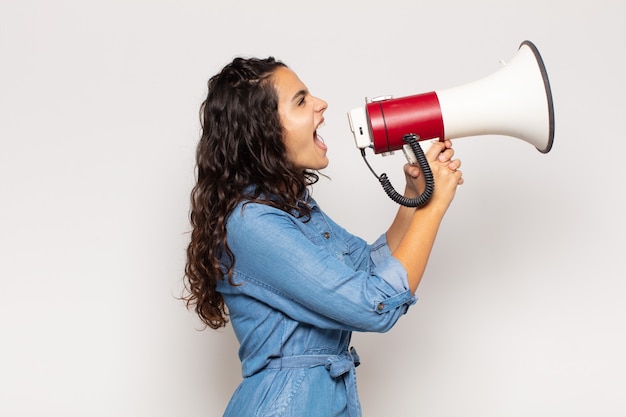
[1,0,625,416]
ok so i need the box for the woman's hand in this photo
[403,139,463,209]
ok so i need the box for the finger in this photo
[404,164,421,178]
[425,140,447,162]
[456,170,464,185]
[447,159,461,171]
[438,147,455,162]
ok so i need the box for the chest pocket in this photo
[300,215,353,267]
[322,230,352,266]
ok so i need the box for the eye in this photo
[297,96,306,106]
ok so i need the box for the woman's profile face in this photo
[273,66,329,171]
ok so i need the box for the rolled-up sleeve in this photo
[222,202,417,333]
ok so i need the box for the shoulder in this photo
[225,201,311,258]
[227,200,298,233]
[230,200,290,220]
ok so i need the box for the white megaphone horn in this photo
[347,40,555,207]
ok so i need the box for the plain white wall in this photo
[1,0,625,416]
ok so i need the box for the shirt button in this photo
[377,303,384,310]
[322,232,330,239]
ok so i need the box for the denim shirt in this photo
[217,195,416,417]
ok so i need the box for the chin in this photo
[314,157,329,171]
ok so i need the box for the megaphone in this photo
[347,40,555,207]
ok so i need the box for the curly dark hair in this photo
[183,57,319,329]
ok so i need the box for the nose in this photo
[314,96,328,113]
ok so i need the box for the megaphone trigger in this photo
[402,143,418,165]
[402,138,439,166]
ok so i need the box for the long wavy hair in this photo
[183,57,319,329]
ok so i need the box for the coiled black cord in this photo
[361,134,435,208]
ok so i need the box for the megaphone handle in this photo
[378,134,435,208]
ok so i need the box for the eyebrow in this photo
[291,89,308,103]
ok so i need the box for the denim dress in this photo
[217,196,417,417]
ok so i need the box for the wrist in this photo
[415,197,450,217]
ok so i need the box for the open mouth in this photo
[314,121,327,150]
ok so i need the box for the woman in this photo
[184,57,463,417]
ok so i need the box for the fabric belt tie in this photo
[265,347,361,417]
